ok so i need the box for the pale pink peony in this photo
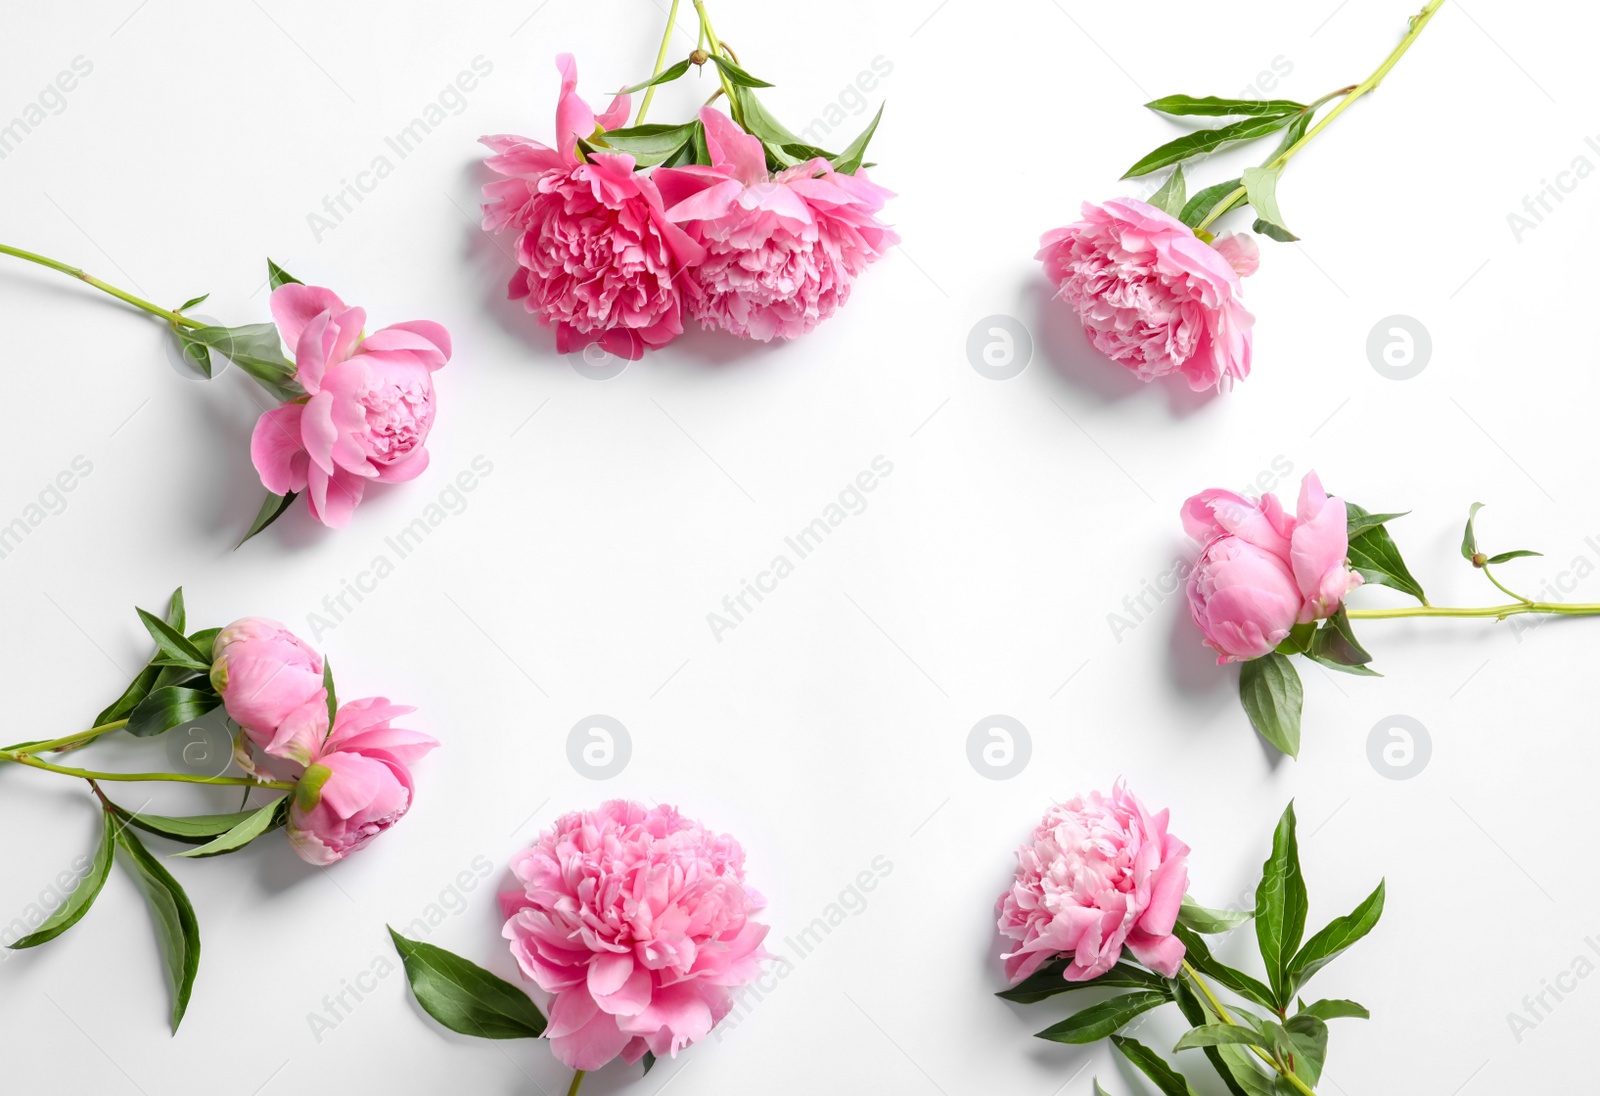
[998,783,1189,984]
[480,55,703,360]
[285,697,438,866]
[1182,471,1364,663]
[654,108,898,341]
[210,617,326,762]
[1038,198,1255,391]
[500,800,769,1071]
[250,283,450,528]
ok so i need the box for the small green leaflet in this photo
[1345,506,1409,540]
[996,959,1169,1004]
[108,800,275,845]
[1255,802,1308,1009]
[1145,95,1306,117]
[1241,166,1298,242]
[1180,178,1245,230]
[136,606,211,670]
[621,57,692,94]
[1121,113,1299,179]
[237,491,298,548]
[1461,501,1485,559]
[588,122,700,168]
[1304,606,1379,676]
[642,1051,657,1075]
[1149,164,1187,218]
[1297,998,1369,1022]
[1345,503,1428,605]
[176,293,210,312]
[1111,1035,1199,1096]
[174,796,289,858]
[1283,1013,1328,1085]
[1033,990,1172,1043]
[710,54,774,88]
[1286,880,1385,996]
[9,808,117,948]
[1177,895,1253,933]
[1238,653,1302,758]
[388,928,548,1039]
[173,323,304,403]
[267,258,302,288]
[1173,1025,1271,1051]
[126,686,221,739]
[323,658,338,730]
[831,102,884,175]
[116,824,201,1031]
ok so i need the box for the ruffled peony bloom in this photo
[480,55,703,360]
[500,800,768,1071]
[1038,198,1255,391]
[210,617,326,760]
[285,697,438,866]
[250,283,450,528]
[1182,471,1364,663]
[998,783,1189,984]
[654,108,898,341]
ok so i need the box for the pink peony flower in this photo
[1182,471,1364,663]
[285,697,438,866]
[997,783,1189,984]
[654,108,898,341]
[500,800,769,1071]
[1038,198,1255,391]
[210,617,326,760]
[480,55,703,360]
[250,283,450,528]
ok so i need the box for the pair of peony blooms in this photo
[210,618,436,864]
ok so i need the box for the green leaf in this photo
[1178,895,1253,934]
[176,293,210,312]
[1145,96,1305,117]
[731,88,807,168]
[388,928,547,1039]
[1215,1045,1279,1096]
[1487,549,1541,564]
[1111,1035,1198,1096]
[1283,1013,1328,1085]
[95,663,162,728]
[996,959,1170,1004]
[322,658,337,730]
[237,490,298,548]
[1122,113,1299,179]
[1345,504,1427,605]
[106,800,274,846]
[173,796,289,858]
[1345,507,1409,540]
[176,323,303,402]
[1286,880,1384,996]
[1149,164,1187,218]
[1238,653,1302,758]
[1179,178,1245,229]
[831,103,884,175]
[1298,998,1369,1022]
[126,687,220,739]
[642,1051,657,1075]
[9,808,117,948]
[172,327,214,379]
[1172,924,1277,1011]
[1305,606,1375,674]
[1094,1082,1113,1096]
[1171,980,1251,1096]
[620,57,692,94]
[1173,1025,1272,1051]
[135,607,211,671]
[1241,166,1298,242]
[1255,802,1308,1008]
[1033,990,1172,1043]
[589,122,699,168]
[710,54,774,88]
[115,824,200,1031]
[1461,502,1485,559]
[165,587,187,635]
[266,258,302,289]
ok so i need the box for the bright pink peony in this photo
[480,55,703,360]
[250,283,450,528]
[500,800,769,1071]
[210,617,326,761]
[1182,471,1364,663]
[998,783,1189,984]
[285,697,438,866]
[654,108,898,341]
[1038,198,1255,391]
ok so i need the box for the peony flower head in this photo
[210,616,326,759]
[284,697,438,866]
[1182,471,1364,662]
[500,800,769,1071]
[480,55,703,360]
[250,283,450,528]
[998,783,1189,984]
[654,107,898,342]
[1038,198,1255,391]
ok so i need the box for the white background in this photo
[1,1,1594,1093]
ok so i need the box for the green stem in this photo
[1,718,128,755]
[1479,564,1533,606]
[1193,0,1446,232]
[1347,601,1600,620]
[566,1071,585,1096]
[692,0,739,118]
[636,0,682,125]
[0,749,292,790]
[0,243,204,329]
[1182,963,1317,1096]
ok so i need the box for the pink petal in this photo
[306,462,366,528]
[270,283,346,356]
[249,403,310,495]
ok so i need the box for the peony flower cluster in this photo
[250,282,451,528]
[480,56,895,359]
[1182,472,1364,662]
[210,616,436,864]
[997,783,1189,984]
[1038,198,1257,391]
[500,800,769,1070]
